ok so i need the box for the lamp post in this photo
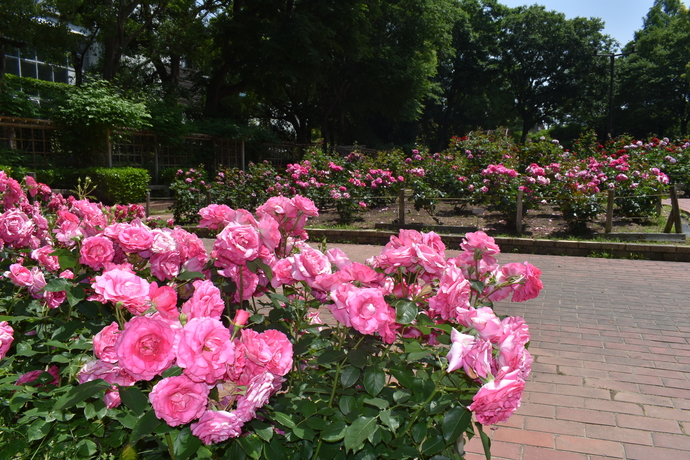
[597,47,636,139]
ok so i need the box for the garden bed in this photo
[306,200,687,243]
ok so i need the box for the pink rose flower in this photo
[191,410,243,445]
[177,317,235,384]
[235,371,284,423]
[4,263,32,287]
[446,329,494,379]
[0,321,14,360]
[150,251,182,281]
[17,365,60,386]
[31,245,60,272]
[149,375,210,426]
[198,204,236,230]
[468,307,503,343]
[93,322,121,363]
[212,223,261,267]
[241,329,293,376]
[0,209,34,248]
[468,368,525,425]
[325,247,352,270]
[291,247,331,283]
[80,236,115,270]
[180,280,224,320]
[149,284,179,323]
[344,287,394,336]
[114,316,177,381]
[78,360,137,386]
[511,262,543,302]
[460,231,501,264]
[428,262,471,321]
[92,268,151,315]
[117,222,154,253]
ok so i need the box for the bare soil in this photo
[306,200,677,240]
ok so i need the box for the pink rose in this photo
[256,214,281,252]
[235,371,284,423]
[291,247,331,283]
[325,247,351,270]
[241,329,293,376]
[78,360,136,386]
[150,284,179,322]
[93,322,121,363]
[212,223,261,267]
[31,245,60,272]
[150,251,182,281]
[191,410,243,445]
[345,287,395,337]
[92,268,151,315]
[469,368,525,425]
[117,222,154,253]
[460,231,500,264]
[511,262,543,302]
[114,316,177,381]
[177,318,235,384]
[0,321,14,360]
[180,280,224,320]
[428,262,471,321]
[4,263,32,287]
[232,309,250,327]
[150,375,210,426]
[468,307,503,343]
[104,387,121,409]
[0,209,34,247]
[292,195,318,216]
[17,365,60,386]
[446,329,494,379]
[80,236,115,270]
[198,204,236,230]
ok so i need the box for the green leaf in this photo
[343,417,378,453]
[263,437,286,460]
[341,367,360,388]
[321,420,347,442]
[253,422,274,442]
[43,278,71,292]
[411,421,427,443]
[395,300,418,325]
[272,411,296,429]
[363,366,385,397]
[162,366,184,378]
[347,348,368,368]
[363,398,389,410]
[9,392,33,411]
[238,434,263,459]
[50,249,77,270]
[475,422,492,460]
[469,280,485,295]
[53,380,111,411]
[392,446,420,459]
[27,419,51,442]
[177,271,205,281]
[173,427,203,460]
[66,284,86,307]
[77,439,98,457]
[120,444,138,460]
[422,432,445,456]
[246,258,273,278]
[129,410,162,443]
[442,407,471,443]
[390,367,415,389]
[51,320,82,341]
[318,349,346,364]
[119,386,149,416]
[379,410,400,431]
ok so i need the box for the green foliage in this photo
[83,167,151,205]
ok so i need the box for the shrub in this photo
[81,167,151,204]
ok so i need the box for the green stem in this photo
[402,369,445,436]
[327,336,365,408]
[165,432,178,460]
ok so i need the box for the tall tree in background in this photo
[497,5,611,143]
[615,0,690,137]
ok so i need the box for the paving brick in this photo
[555,435,624,457]
[652,432,690,451]
[583,399,644,415]
[616,414,682,434]
[491,427,555,448]
[624,443,690,460]
[585,424,653,445]
[524,417,586,436]
[612,391,674,407]
[521,446,588,460]
[555,407,616,426]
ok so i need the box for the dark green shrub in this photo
[81,167,151,204]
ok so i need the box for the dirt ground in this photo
[306,200,674,240]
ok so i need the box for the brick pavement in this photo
[323,243,690,460]
[201,238,690,459]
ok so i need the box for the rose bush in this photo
[0,173,542,459]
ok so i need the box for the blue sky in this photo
[499,0,657,48]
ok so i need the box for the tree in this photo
[496,5,612,143]
[615,1,690,137]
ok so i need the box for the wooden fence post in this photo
[605,189,614,233]
[664,185,683,233]
[398,187,405,226]
[145,190,151,218]
[515,188,524,233]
